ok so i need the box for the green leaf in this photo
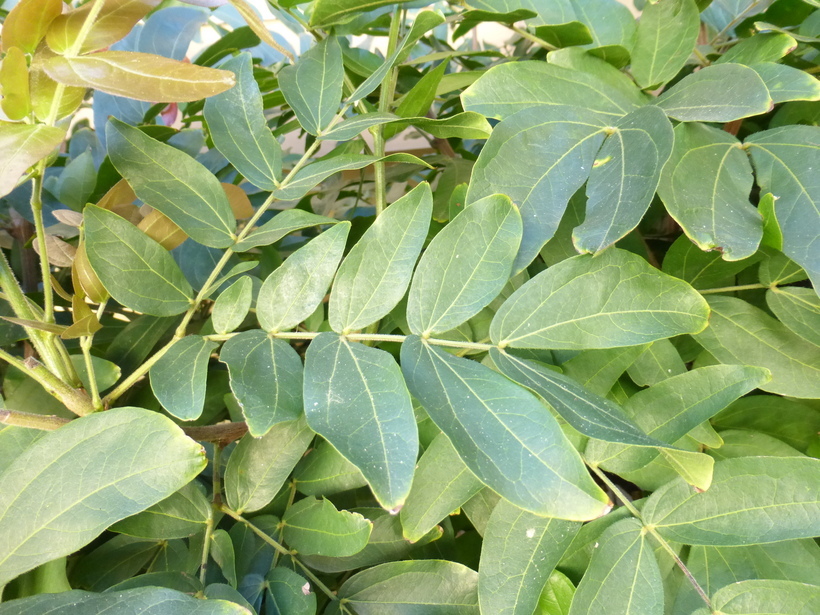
[626,340,687,386]
[0,408,206,585]
[479,499,580,615]
[758,249,807,287]
[712,395,820,452]
[585,365,770,476]
[694,296,820,399]
[224,416,314,513]
[336,560,479,614]
[658,122,762,260]
[318,112,399,142]
[400,433,483,543]
[330,183,432,333]
[567,518,663,615]
[204,53,282,190]
[310,0,417,27]
[573,105,674,254]
[266,567,317,615]
[233,209,338,252]
[150,335,218,421]
[389,112,493,140]
[304,333,418,511]
[256,222,349,333]
[751,63,820,103]
[70,535,161,591]
[462,61,639,120]
[220,330,304,437]
[280,37,344,136]
[661,235,760,290]
[84,205,193,317]
[210,529,237,588]
[283,497,371,557]
[407,194,521,335]
[272,153,430,202]
[561,345,649,396]
[631,0,700,88]
[110,481,212,540]
[466,106,606,271]
[766,287,820,346]
[537,570,575,615]
[0,122,65,199]
[0,587,249,614]
[44,51,236,102]
[491,349,667,449]
[655,64,773,122]
[106,119,236,249]
[643,456,820,546]
[401,336,609,520]
[294,438,367,498]
[715,32,797,65]
[746,125,820,288]
[706,579,820,615]
[491,249,710,350]
[212,277,253,335]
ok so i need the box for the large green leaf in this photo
[661,235,760,290]
[694,296,820,399]
[330,183,432,333]
[304,333,418,512]
[401,336,609,520]
[256,222,350,333]
[643,456,820,546]
[626,339,687,386]
[712,395,820,452]
[0,122,65,199]
[0,408,206,585]
[490,349,667,449]
[400,433,483,543]
[84,205,193,317]
[204,53,282,190]
[573,105,674,254]
[751,63,820,103]
[282,497,371,557]
[631,0,700,88]
[279,37,343,136]
[106,119,235,248]
[406,194,521,335]
[310,0,418,27]
[466,106,606,271]
[585,365,770,476]
[658,122,763,260]
[766,287,820,346]
[701,580,820,615]
[336,560,479,615]
[491,249,709,350]
[655,63,773,122]
[233,209,338,252]
[746,125,820,289]
[567,518,663,615]
[150,335,218,421]
[219,330,304,437]
[109,481,212,540]
[224,416,314,514]
[0,587,249,614]
[478,499,580,615]
[461,61,638,120]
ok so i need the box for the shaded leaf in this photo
[283,497,371,557]
[266,567,316,615]
[150,335,218,421]
[110,481,212,540]
[766,286,820,346]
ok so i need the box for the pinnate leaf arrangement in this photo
[0,0,819,613]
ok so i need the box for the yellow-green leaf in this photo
[0,122,65,199]
[1,0,63,53]
[0,47,32,120]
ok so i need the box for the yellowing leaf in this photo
[221,183,254,219]
[29,51,87,122]
[44,51,236,103]
[46,0,161,55]
[0,122,65,199]
[0,47,32,120]
[1,0,63,53]
[137,210,188,250]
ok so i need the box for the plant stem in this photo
[292,556,340,603]
[0,349,92,415]
[80,337,101,409]
[29,174,54,324]
[199,515,214,585]
[0,408,70,430]
[102,336,177,406]
[509,25,557,51]
[699,283,768,295]
[587,464,713,611]
[220,507,293,557]
[372,7,403,215]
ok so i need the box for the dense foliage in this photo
[0,0,819,613]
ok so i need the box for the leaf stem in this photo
[587,464,713,611]
[220,507,293,557]
[30,174,54,324]
[698,283,768,295]
[0,350,93,415]
[291,555,340,603]
[372,7,404,215]
[508,25,557,51]
[0,408,70,430]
